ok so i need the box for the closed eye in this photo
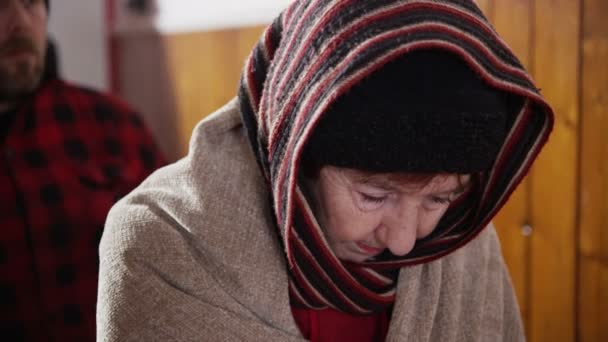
[360,193,386,204]
[430,196,451,205]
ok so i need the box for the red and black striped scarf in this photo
[238,0,554,314]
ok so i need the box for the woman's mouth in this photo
[355,242,384,256]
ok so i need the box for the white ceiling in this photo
[114,0,293,34]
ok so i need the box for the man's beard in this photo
[0,36,45,103]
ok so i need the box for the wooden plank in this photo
[530,0,580,341]
[164,30,242,154]
[161,26,267,155]
[491,0,532,334]
[579,0,608,340]
[474,0,493,19]
[235,26,267,73]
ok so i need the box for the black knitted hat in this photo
[302,49,517,174]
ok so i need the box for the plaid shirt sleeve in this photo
[87,88,166,195]
[0,80,165,341]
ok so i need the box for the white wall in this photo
[47,0,108,91]
[44,1,294,90]
[114,0,293,34]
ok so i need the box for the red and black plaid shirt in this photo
[0,79,165,341]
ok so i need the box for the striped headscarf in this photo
[238,0,554,314]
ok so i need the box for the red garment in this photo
[291,306,390,342]
[0,79,165,341]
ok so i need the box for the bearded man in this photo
[0,1,165,340]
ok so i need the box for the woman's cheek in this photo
[339,213,381,241]
[417,208,448,238]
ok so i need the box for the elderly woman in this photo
[97,0,554,341]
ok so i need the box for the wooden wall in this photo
[114,27,265,158]
[116,1,607,340]
[578,0,608,340]
[482,0,581,340]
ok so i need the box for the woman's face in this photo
[308,166,470,262]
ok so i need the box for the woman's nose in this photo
[380,201,420,256]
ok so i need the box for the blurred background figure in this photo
[0,0,165,340]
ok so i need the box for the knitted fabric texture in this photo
[238,0,554,314]
[302,49,513,173]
